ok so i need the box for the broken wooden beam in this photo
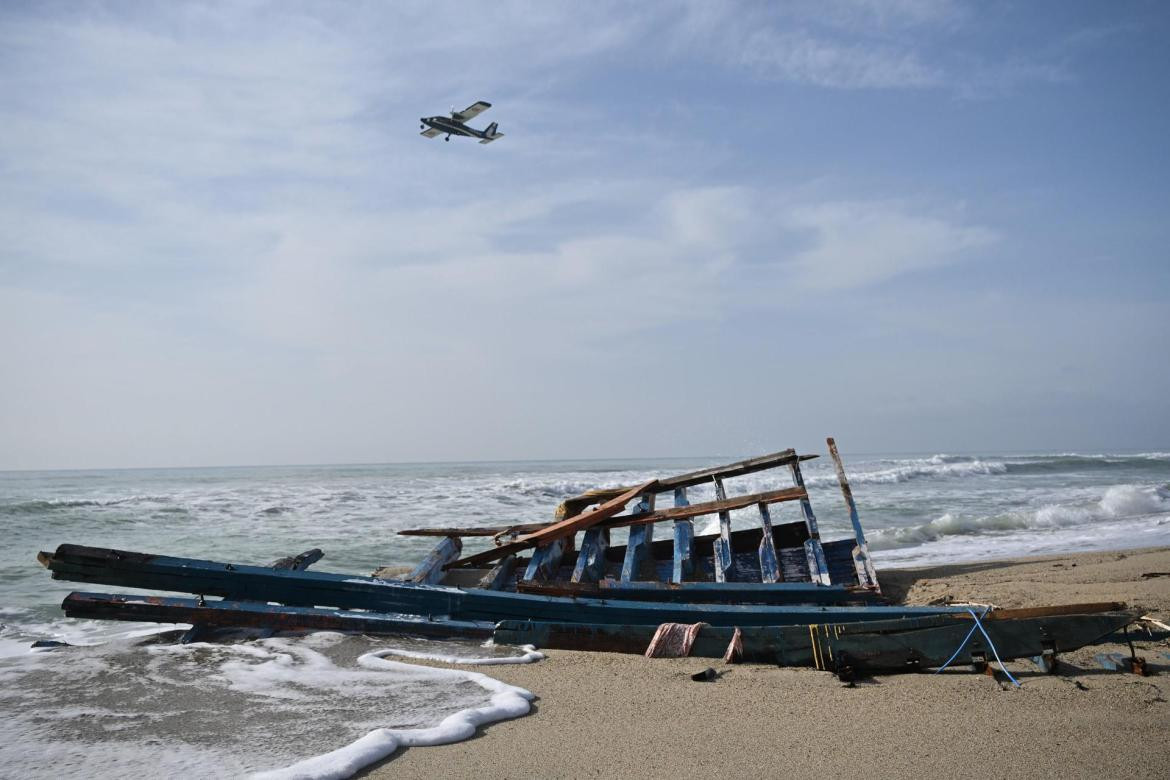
[602,486,808,528]
[397,524,545,538]
[827,437,878,590]
[445,481,655,569]
[406,536,462,584]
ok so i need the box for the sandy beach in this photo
[363,547,1170,779]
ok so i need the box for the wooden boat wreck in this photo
[36,439,1143,675]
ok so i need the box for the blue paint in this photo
[672,486,694,583]
[408,536,462,585]
[712,478,733,583]
[523,537,567,582]
[571,527,609,583]
[788,462,830,586]
[621,523,654,582]
[43,544,995,627]
[756,503,781,583]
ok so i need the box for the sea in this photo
[1,450,1168,777]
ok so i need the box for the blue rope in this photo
[934,605,989,674]
[933,606,1021,687]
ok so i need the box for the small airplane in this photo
[420,101,504,144]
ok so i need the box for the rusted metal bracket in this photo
[1030,639,1059,674]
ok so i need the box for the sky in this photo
[1,0,1168,470]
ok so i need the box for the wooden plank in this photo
[621,492,656,582]
[712,478,733,583]
[523,538,568,583]
[827,437,878,590]
[671,487,694,584]
[556,450,816,519]
[984,602,1128,620]
[603,486,808,528]
[406,536,462,584]
[621,525,654,582]
[182,548,324,643]
[789,460,831,586]
[397,524,545,538]
[514,579,885,605]
[477,554,517,590]
[446,480,655,569]
[756,503,781,583]
[66,592,496,640]
[571,527,609,583]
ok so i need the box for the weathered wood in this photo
[477,554,517,590]
[446,481,655,569]
[621,493,656,582]
[66,592,496,640]
[571,527,609,583]
[523,538,568,583]
[514,579,886,605]
[827,437,879,590]
[495,610,1140,668]
[397,524,545,538]
[789,460,831,586]
[984,602,1127,620]
[711,478,734,583]
[183,547,325,643]
[603,486,808,528]
[556,450,817,519]
[671,487,694,584]
[407,536,462,584]
[756,503,781,583]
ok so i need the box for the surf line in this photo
[251,645,544,780]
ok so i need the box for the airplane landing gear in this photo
[445,135,450,141]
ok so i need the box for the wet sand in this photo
[363,547,1170,779]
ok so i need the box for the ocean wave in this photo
[1002,452,1170,474]
[805,456,1008,487]
[869,483,1170,550]
[0,495,172,514]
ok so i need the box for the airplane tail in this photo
[479,122,503,144]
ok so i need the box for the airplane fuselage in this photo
[421,116,488,140]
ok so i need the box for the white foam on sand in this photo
[251,646,540,780]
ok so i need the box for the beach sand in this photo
[363,547,1170,779]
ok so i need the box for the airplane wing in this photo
[452,101,491,122]
[420,127,444,138]
[478,133,505,144]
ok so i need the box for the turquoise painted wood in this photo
[42,544,981,627]
[756,503,781,583]
[571,527,609,583]
[671,487,694,583]
[789,461,831,586]
[523,538,567,582]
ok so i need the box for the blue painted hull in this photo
[42,544,969,627]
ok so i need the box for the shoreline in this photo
[361,546,1170,779]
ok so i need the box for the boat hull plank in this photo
[494,610,1139,670]
[40,544,971,627]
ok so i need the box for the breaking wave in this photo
[805,456,1008,487]
[869,484,1170,550]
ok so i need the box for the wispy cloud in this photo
[784,201,995,290]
